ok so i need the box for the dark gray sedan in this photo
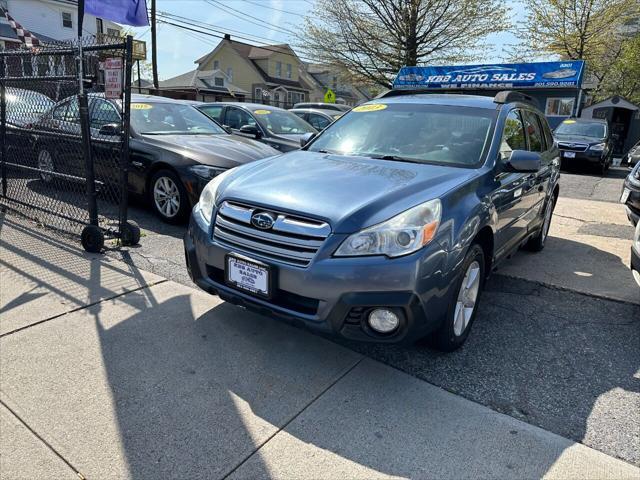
[31,94,278,223]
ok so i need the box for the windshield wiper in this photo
[367,154,424,164]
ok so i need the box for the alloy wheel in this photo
[453,260,481,336]
[37,150,54,183]
[153,176,181,219]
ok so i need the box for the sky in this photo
[128,0,524,81]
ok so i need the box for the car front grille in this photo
[213,201,331,267]
[557,142,589,152]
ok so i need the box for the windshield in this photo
[555,121,606,138]
[131,102,227,135]
[308,103,495,167]
[253,109,317,135]
[6,89,54,115]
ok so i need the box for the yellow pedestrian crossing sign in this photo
[324,89,336,103]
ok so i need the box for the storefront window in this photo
[545,97,575,116]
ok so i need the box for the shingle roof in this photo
[159,69,248,94]
[0,24,57,43]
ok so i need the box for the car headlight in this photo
[197,169,234,223]
[189,165,227,180]
[334,199,441,258]
[589,143,606,152]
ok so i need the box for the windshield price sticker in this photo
[563,119,576,124]
[254,109,271,115]
[132,103,153,110]
[353,104,387,112]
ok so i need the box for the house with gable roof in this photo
[159,34,312,107]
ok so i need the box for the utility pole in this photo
[151,0,158,90]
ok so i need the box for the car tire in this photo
[430,244,485,352]
[525,195,556,252]
[37,149,56,183]
[149,169,189,224]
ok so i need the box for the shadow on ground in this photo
[1,214,639,479]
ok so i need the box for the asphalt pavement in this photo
[100,165,638,468]
[2,214,638,479]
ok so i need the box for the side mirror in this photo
[300,132,317,148]
[98,123,122,136]
[239,124,261,138]
[507,150,541,172]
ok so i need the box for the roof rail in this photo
[493,90,534,104]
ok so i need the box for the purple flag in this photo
[85,0,149,27]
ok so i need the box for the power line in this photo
[241,0,307,18]
[156,16,316,63]
[204,0,297,36]
[157,10,288,45]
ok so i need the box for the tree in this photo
[298,0,510,88]
[514,0,640,95]
[595,33,640,103]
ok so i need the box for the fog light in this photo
[368,308,399,333]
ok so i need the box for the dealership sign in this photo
[392,61,586,90]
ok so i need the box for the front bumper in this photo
[559,149,606,165]
[184,209,456,343]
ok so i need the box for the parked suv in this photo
[184,91,560,351]
[554,118,612,174]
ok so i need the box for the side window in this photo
[52,102,68,121]
[522,110,544,152]
[224,107,256,130]
[539,114,555,151]
[65,98,80,124]
[307,113,330,130]
[500,110,526,161]
[199,105,223,122]
[90,99,120,129]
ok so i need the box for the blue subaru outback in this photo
[184,90,560,351]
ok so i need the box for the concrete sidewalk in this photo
[1,214,639,480]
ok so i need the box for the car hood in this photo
[7,112,43,127]
[219,151,479,233]
[555,134,603,145]
[140,133,279,167]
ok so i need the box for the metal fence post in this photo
[119,36,133,236]
[77,44,98,228]
[0,55,6,198]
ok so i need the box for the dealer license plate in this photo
[621,188,631,204]
[226,254,271,298]
[563,151,576,158]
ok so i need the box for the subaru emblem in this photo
[251,212,276,230]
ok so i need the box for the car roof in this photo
[85,92,188,105]
[289,108,342,116]
[197,102,289,112]
[375,93,504,110]
[293,102,351,111]
[558,117,608,124]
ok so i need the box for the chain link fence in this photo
[0,36,137,251]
